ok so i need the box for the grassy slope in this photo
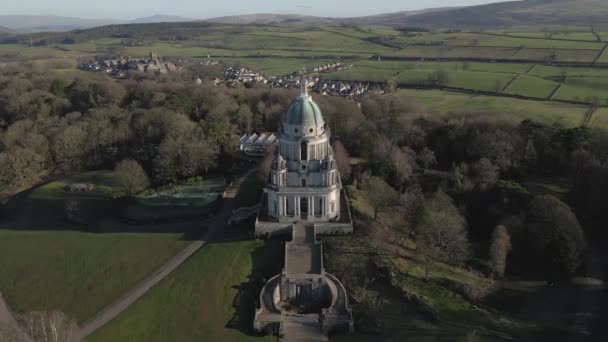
[397,89,587,127]
[0,230,187,323]
[88,239,275,342]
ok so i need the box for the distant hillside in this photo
[404,0,608,28]
[0,15,117,32]
[129,15,194,24]
[204,13,338,25]
[0,26,15,35]
[0,15,195,33]
[345,7,458,27]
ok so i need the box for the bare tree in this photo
[365,176,398,221]
[472,158,499,190]
[489,225,512,279]
[17,311,79,342]
[418,147,437,171]
[331,140,352,181]
[115,159,150,196]
[390,147,416,190]
[416,192,470,281]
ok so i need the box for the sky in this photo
[1,0,509,19]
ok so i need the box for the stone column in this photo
[282,196,287,216]
[295,197,300,217]
[336,190,341,218]
[309,196,314,218]
[321,196,325,217]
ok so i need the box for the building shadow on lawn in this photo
[225,236,284,336]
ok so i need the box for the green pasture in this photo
[443,70,515,92]
[396,89,588,127]
[357,59,531,74]
[597,45,608,63]
[329,66,517,93]
[0,230,187,323]
[504,75,560,98]
[528,65,608,77]
[553,76,608,103]
[89,238,278,342]
[590,108,608,129]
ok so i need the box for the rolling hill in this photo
[203,1,608,29]
[0,26,15,35]
[0,15,195,33]
[204,13,337,25]
[403,0,608,28]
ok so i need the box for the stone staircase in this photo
[280,314,328,342]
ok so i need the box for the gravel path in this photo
[77,170,254,340]
[0,291,23,339]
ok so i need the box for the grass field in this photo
[504,75,559,98]
[591,108,608,129]
[89,237,279,342]
[553,77,608,103]
[0,230,188,323]
[397,89,588,127]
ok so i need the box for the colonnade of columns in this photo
[277,195,328,218]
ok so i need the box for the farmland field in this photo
[591,108,608,129]
[396,89,588,127]
[504,75,559,98]
[553,77,608,103]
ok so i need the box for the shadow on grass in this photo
[0,191,223,241]
[225,233,284,336]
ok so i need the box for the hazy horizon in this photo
[1,0,510,20]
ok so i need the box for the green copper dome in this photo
[284,95,324,126]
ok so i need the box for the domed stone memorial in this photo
[254,81,354,340]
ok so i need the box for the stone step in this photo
[281,315,327,342]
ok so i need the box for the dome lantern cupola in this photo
[283,77,325,138]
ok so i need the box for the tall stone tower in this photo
[266,81,342,223]
[254,80,354,340]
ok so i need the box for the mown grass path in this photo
[76,169,255,340]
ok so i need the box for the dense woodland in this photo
[1,58,607,281]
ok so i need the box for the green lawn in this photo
[504,75,560,99]
[0,230,188,323]
[396,89,587,127]
[88,238,278,342]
